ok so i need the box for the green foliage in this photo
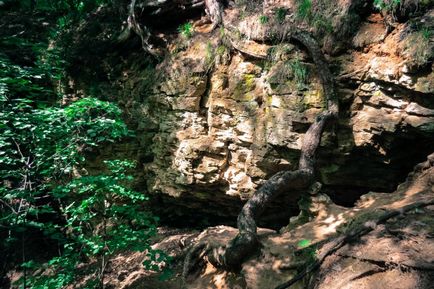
[373,0,401,11]
[289,57,308,90]
[312,16,334,34]
[178,22,194,38]
[297,239,311,248]
[216,45,228,56]
[25,160,165,288]
[0,72,161,287]
[296,0,312,20]
[295,0,334,33]
[275,8,287,23]
[259,15,269,25]
[421,27,432,40]
[0,4,167,286]
[205,41,214,66]
[295,242,317,266]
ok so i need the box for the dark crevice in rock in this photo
[376,130,434,179]
[322,186,377,208]
[368,78,434,108]
[199,73,211,120]
[150,190,302,231]
[292,121,312,133]
[150,189,241,229]
[320,130,434,208]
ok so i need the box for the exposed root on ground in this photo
[274,198,434,289]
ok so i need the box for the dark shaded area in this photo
[153,190,303,230]
[140,0,206,29]
[0,228,61,288]
[320,129,434,207]
[150,190,242,229]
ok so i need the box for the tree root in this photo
[182,242,210,281]
[117,0,158,56]
[182,28,339,276]
[274,198,434,289]
[205,0,224,31]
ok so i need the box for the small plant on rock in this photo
[290,57,309,90]
[259,15,269,25]
[178,22,194,38]
[297,0,312,20]
[275,7,287,23]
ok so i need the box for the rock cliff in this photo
[66,1,434,226]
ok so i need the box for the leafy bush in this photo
[0,4,167,286]
[24,160,165,288]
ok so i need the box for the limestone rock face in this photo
[75,3,434,223]
[133,9,433,221]
[56,3,434,287]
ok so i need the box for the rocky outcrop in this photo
[49,2,434,287]
[139,7,433,221]
[76,153,434,289]
[70,2,434,224]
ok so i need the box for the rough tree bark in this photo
[204,0,224,29]
[117,0,156,55]
[184,30,339,274]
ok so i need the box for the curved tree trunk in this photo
[204,0,224,30]
[184,27,338,275]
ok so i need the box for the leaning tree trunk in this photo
[204,0,224,29]
[184,30,339,274]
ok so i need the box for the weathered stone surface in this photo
[145,11,433,217]
[73,2,434,223]
[47,3,434,288]
[352,20,386,48]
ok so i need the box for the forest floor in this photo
[9,154,432,289]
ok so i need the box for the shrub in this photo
[0,9,167,286]
[24,160,165,288]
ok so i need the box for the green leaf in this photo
[297,239,311,248]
